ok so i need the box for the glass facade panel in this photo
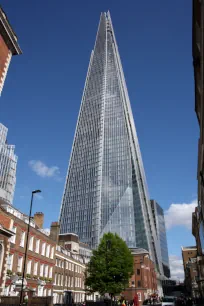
[0,123,17,204]
[151,199,170,277]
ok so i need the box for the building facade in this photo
[49,225,92,303]
[0,204,89,302]
[0,123,17,205]
[59,11,163,275]
[53,244,86,304]
[150,200,170,278]
[192,0,204,299]
[122,248,157,306]
[0,204,55,297]
[0,207,14,295]
[181,246,199,298]
[0,6,22,95]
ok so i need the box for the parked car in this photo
[161,296,175,306]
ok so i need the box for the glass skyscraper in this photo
[60,12,163,274]
[151,200,170,278]
[0,123,17,204]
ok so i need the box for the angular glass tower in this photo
[0,123,17,204]
[151,200,170,278]
[60,12,163,274]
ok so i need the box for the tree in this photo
[85,232,134,299]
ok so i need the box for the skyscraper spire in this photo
[59,12,163,275]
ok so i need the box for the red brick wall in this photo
[122,253,157,306]
[0,34,10,80]
[0,211,11,229]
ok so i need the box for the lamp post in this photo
[19,189,41,306]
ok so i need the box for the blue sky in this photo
[0,0,197,278]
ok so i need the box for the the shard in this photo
[59,12,163,274]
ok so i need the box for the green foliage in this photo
[7,269,12,276]
[17,272,22,276]
[26,273,31,279]
[85,232,133,297]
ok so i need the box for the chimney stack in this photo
[34,212,44,229]
[50,222,60,243]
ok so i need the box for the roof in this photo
[181,246,197,251]
[0,6,22,55]
[129,248,149,255]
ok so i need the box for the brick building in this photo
[53,244,86,304]
[0,6,22,95]
[0,205,89,303]
[0,204,56,297]
[0,206,14,294]
[122,248,157,305]
[50,224,88,303]
[181,246,199,298]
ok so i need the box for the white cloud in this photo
[169,255,184,282]
[164,200,197,230]
[29,160,60,179]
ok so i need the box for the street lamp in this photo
[19,190,41,306]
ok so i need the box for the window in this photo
[40,264,44,277]
[34,262,38,275]
[29,236,34,251]
[72,264,74,271]
[61,261,64,269]
[27,260,32,274]
[7,254,13,271]
[138,281,141,287]
[10,226,16,244]
[54,273,57,285]
[49,267,53,279]
[20,231,25,247]
[58,274,61,286]
[46,245,50,258]
[66,261,68,269]
[35,239,40,253]
[61,275,63,286]
[41,242,46,256]
[137,269,140,275]
[68,276,70,287]
[50,246,54,259]
[69,262,71,270]
[44,265,48,278]
[137,292,142,301]
[65,275,67,286]
[17,257,23,272]
[48,289,51,296]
